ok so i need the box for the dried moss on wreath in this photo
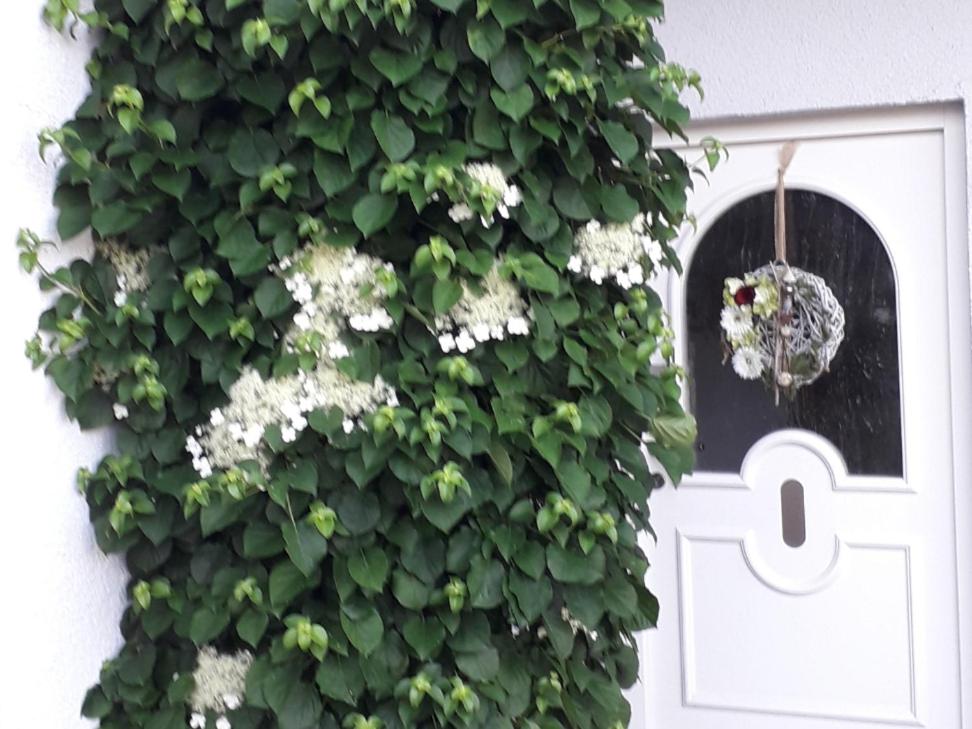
[22,1,717,728]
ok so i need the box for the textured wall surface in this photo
[657,1,972,120]
[0,4,127,728]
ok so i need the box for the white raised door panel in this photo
[634,107,972,729]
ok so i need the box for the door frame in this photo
[635,105,972,726]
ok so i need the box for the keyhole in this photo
[780,479,806,548]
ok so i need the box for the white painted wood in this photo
[636,107,971,729]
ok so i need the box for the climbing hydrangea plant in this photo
[24,0,712,727]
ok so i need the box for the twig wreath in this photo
[22,2,712,729]
[720,144,845,401]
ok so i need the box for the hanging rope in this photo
[771,142,798,404]
[774,141,798,264]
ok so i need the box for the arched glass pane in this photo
[686,190,902,476]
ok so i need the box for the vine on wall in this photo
[23,0,715,727]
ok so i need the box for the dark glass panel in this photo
[686,190,902,476]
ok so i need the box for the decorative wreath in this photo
[719,144,846,400]
[721,263,845,396]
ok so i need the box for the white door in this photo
[634,107,972,728]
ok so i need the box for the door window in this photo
[685,190,902,476]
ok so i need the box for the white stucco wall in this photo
[0,4,126,728]
[656,1,972,243]
[657,1,972,122]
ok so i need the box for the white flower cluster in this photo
[187,647,252,729]
[187,365,397,475]
[567,215,664,288]
[96,240,159,307]
[720,275,779,381]
[186,244,401,477]
[448,162,522,226]
[434,265,531,354]
[280,244,395,355]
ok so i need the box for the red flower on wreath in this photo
[733,285,757,306]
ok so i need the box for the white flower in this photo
[113,403,129,420]
[724,277,744,296]
[281,425,297,443]
[327,341,350,360]
[567,255,582,273]
[189,713,207,729]
[342,418,355,434]
[507,316,529,336]
[732,347,764,380]
[472,323,491,342]
[455,329,476,353]
[720,307,754,341]
[196,458,213,479]
[243,426,263,448]
[643,239,664,267]
[189,647,253,715]
[628,263,645,285]
[209,408,225,427]
[96,240,160,295]
[615,270,632,289]
[589,265,605,284]
[438,333,456,352]
[215,718,231,729]
[222,694,241,711]
[293,312,311,330]
[448,203,474,223]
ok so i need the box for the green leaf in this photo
[468,558,505,608]
[282,521,329,576]
[264,0,302,25]
[402,616,445,660]
[189,607,231,644]
[122,0,155,22]
[546,544,605,585]
[341,604,384,656]
[488,442,513,485]
[510,570,552,621]
[348,546,390,592]
[392,570,431,609]
[491,84,534,122]
[244,522,286,558]
[269,560,312,610]
[315,656,365,705]
[518,253,559,294]
[229,128,280,177]
[553,179,593,220]
[314,151,355,196]
[152,168,192,200]
[238,609,270,648]
[430,0,464,9]
[370,112,415,162]
[490,0,530,28]
[276,681,322,729]
[254,277,293,318]
[175,55,224,101]
[491,45,529,90]
[351,193,397,237]
[599,120,639,163]
[455,645,500,681]
[569,0,601,29]
[369,47,423,87]
[598,184,639,222]
[432,278,463,314]
[146,119,177,144]
[92,202,141,236]
[467,19,505,62]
